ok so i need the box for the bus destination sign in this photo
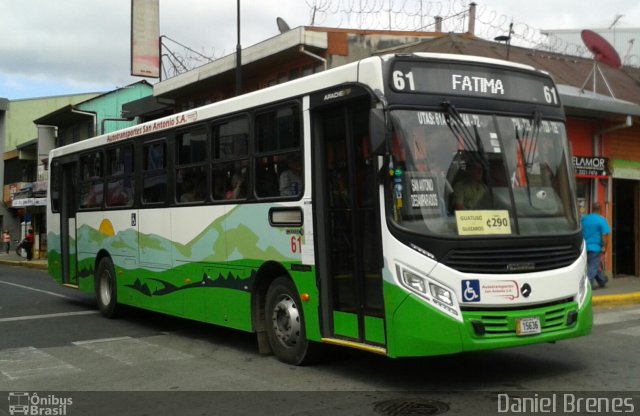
[390,61,560,106]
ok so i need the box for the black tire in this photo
[265,276,320,365]
[95,257,121,318]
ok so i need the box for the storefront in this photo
[565,111,640,278]
[4,181,47,259]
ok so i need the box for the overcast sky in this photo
[1,0,639,100]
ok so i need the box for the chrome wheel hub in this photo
[271,294,301,348]
[100,273,112,306]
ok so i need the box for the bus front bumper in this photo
[386,291,593,358]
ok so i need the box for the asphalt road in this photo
[1,265,639,416]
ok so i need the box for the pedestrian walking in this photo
[581,202,610,288]
[16,229,34,260]
[2,230,10,254]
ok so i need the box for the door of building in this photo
[613,178,639,276]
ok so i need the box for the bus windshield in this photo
[388,109,579,237]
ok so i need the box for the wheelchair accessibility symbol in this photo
[462,280,481,302]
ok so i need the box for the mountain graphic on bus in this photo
[48,205,302,288]
[67,206,291,259]
[126,269,256,298]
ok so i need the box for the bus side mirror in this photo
[369,109,388,155]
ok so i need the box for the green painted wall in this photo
[76,82,153,135]
[6,93,100,151]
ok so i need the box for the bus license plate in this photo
[516,317,541,336]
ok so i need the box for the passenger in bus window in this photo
[180,175,202,203]
[279,155,302,196]
[226,173,246,199]
[453,160,488,210]
[107,180,131,206]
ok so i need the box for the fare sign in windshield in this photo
[390,60,560,106]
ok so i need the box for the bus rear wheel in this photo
[265,277,318,365]
[95,257,121,318]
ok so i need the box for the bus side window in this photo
[212,117,249,201]
[79,151,104,209]
[106,145,134,207]
[176,128,207,204]
[50,161,60,212]
[255,104,302,198]
[142,140,167,204]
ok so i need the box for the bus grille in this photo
[441,245,580,274]
[467,303,574,338]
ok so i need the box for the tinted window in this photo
[79,152,103,209]
[255,105,302,198]
[106,145,134,207]
[176,128,207,203]
[143,140,167,205]
[212,118,248,201]
[50,161,60,212]
[255,106,300,152]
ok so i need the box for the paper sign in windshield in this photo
[409,176,439,209]
[455,210,512,235]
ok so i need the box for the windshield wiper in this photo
[442,100,491,184]
[442,100,488,164]
[514,111,543,206]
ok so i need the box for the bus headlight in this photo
[577,264,589,309]
[430,283,454,306]
[401,269,427,294]
[397,265,462,322]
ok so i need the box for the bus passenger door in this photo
[59,162,78,286]
[313,100,386,349]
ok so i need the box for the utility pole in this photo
[235,0,242,96]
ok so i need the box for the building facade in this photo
[1,93,100,258]
[2,82,153,259]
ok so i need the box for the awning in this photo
[611,159,640,180]
[33,105,95,127]
[558,84,640,119]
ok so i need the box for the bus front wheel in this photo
[95,257,121,318]
[265,277,318,365]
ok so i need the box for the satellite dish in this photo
[276,17,291,34]
[581,29,621,68]
[579,29,621,97]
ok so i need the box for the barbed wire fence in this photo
[303,0,638,66]
[160,0,638,78]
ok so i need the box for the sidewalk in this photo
[590,275,640,307]
[0,251,48,270]
[0,251,638,306]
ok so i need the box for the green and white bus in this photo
[48,53,591,365]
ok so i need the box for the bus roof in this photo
[49,52,549,159]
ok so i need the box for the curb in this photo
[0,260,48,270]
[592,292,640,307]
